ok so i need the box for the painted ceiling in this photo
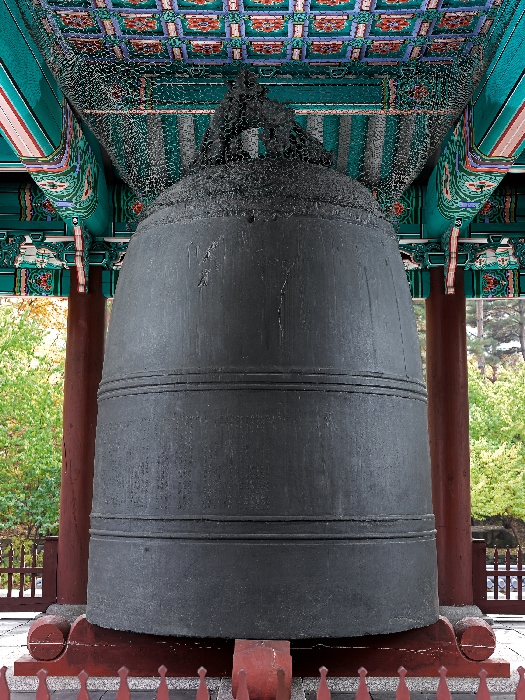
[13,0,519,205]
[27,0,504,66]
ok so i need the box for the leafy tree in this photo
[466,299,525,380]
[412,298,525,522]
[469,361,525,520]
[412,300,426,375]
[0,300,66,539]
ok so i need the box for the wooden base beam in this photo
[14,616,509,678]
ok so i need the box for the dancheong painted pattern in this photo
[12,0,518,207]
[30,0,503,66]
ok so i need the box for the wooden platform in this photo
[14,616,510,678]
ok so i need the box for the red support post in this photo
[41,536,58,608]
[472,540,487,611]
[426,266,473,606]
[57,267,106,604]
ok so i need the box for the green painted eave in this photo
[473,0,525,154]
[0,0,62,152]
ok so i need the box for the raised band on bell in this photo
[87,71,439,640]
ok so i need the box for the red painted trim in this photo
[445,224,461,295]
[73,225,86,293]
[22,106,74,173]
[489,99,525,157]
[0,86,46,158]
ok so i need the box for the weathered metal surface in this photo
[87,157,438,639]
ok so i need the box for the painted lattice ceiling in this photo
[29,0,506,64]
[15,0,518,206]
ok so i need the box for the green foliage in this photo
[0,303,65,539]
[412,300,426,376]
[412,298,525,521]
[0,537,44,589]
[466,299,525,380]
[469,362,525,520]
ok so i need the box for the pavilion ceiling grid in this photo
[36,0,498,65]
[9,0,519,223]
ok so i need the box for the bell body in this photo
[87,160,438,639]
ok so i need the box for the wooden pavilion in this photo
[0,0,525,680]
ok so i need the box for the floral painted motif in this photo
[437,12,475,29]
[249,0,286,7]
[314,0,352,6]
[479,200,494,217]
[481,270,516,297]
[370,39,404,53]
[113,183,143,222]
[483,272,502,294]
[392,185,421,224]
[393,201,405,216]
[190,41,223,53]
[442,162,452,200]
[249,16,286,31]
[186,15,221,31]
[41,200,56,214]
[69,37,104,52]
[129,39,164,53]
[436,105,514,223]
[410,83,429,101]
[19,184,60,222]
[428,38,464,53]
[37,180,68,192]
[375,14,411,31]
[33,272,52,292]
[310,40,344,53]
[15,269,64,297]
[109,84,125,100]
[312,16,347,31]
[21,104,102,224]
[250,41,285,52]
[473,190,516,224]
[122,15,159,31]
[57,12,97,29]
[465,178,497,192]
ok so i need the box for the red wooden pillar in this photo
[426,266,473,606]
[57,267,106,604]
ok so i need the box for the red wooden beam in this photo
[15,615,510,678]
[426,267,473,606]
[57,267,105,604]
